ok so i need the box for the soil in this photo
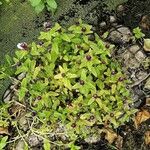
[0,0,150,149]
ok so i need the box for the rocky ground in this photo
[1,0,150,149]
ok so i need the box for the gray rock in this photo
[100,21,106,28]
[135,51,146,62]
[128,58,140,69]
[15,140,25,150]
[110,15,116,23]
[108,26,132,44]
[144,77,150,90]
[3,89,12,103]
[28,134,41,147]
[17,73,26,80]
[128,45,140,54]
[136,71,148,81]
[18,116,29,132]
[85,134,101,143]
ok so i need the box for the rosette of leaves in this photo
[29,0,57,13]
[0,20,137,149]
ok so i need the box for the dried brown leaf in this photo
[102,128,117,144]
[145,131,150,145]
[115,135,123,150]
[134,109,150,129]
[0,127,9,135]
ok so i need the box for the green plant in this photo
[133,27,145,39]
[0,0,9,6]
[0,136,8,150]
[0,20,136,149]
[29,0,57,13]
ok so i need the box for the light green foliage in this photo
[0,20,136,149]
[29,0,57,13]
[133,27,145,39]
[0,136,8,150]
[0,0,9,5]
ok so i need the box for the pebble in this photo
[128,45,140,54]
[144,77,150,90]
[135,51,146,62]
[3,89,12,103]
[143,39,150,52]
[15,140,25,150]
[28,134,41,147]
[110,15,116,23]
[17,72,26,80]
[108,26,132,44]
[100,21,106,28]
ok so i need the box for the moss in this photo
[52,0,100,26]
[0,0,45,99]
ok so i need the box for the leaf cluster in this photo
[29,0,57,13]
[0,20,137,149]
[133,27,145,39]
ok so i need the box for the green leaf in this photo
[88,98,95,105]
[0,136,8,150]
[30,42,40,55]
[18,87,27,101]
[34,2,45,13]
[43,139,51,150]
[46,0,57,9]
[90,66,97,77]
[111,84,116,94]
[33,67,41,79]
[67,73,78,78]
[61,33,71,42]
[63,78,72,90]
[80,69,87,81]
[54,73,63,79]
[30,0,41,7]
[15,50,28,60]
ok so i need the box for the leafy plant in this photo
[0,0,9,6]
[0,20,137,149]
[29,0,57,13]
[133,27,145,39]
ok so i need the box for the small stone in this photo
[85,134,101,143]
[143,39,150,52]
[134,99,142,108]
[3,89,12,103]
[100,21,106,28]
[108,26,132,44]
[28,134,41,147]
[146,97,150,106]
[15,140,25,150]
[110,16,116,23]
[144,77,150,90]
[17,73,26,80]
[128,58,140,69]
[18,116,29,132]
[128,45,140,54]
[117,5,125,12]
[135,71,148,81]
[135,51,146,62]
[140,15,150,30]
[123,51,132,61]
[43,21,51,29]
